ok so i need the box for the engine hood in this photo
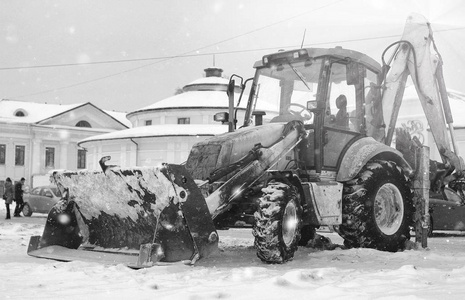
[185,123,292,181]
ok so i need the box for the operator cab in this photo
[242,47,384,173]
[246,48,381,134]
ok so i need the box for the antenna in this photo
[300,29,307,48]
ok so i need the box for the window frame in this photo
[45,147,55,168]
[77,149,86,169]
[177,117,190,124]
[75,120,92,128]
[0,144,5,165]
[15,145,25,166]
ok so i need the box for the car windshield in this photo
[253,58,322,124]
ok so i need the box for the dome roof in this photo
[128,67,277,116]
[185,76,229,86]
[131,90,246,113]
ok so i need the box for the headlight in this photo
[57,213,71,225]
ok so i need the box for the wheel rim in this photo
[374,183,404,235]
[23,204,30,216]
[282,201,298,246]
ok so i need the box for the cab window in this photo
[254,58,323,125]
[326,62,357,131]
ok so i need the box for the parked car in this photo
[429,187,465,235]
[22,186,62,217]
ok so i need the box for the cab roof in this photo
[254,47,382,73]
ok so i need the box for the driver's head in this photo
[336,95,347,109]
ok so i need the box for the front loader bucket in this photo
[28,164,218,267]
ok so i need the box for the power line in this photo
[8,0,344,99]
[8,5,465,99]
[3,1,345,71]
[2,25,464,72]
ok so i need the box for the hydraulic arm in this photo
[381,13,464,181]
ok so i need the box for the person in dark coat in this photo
[13,177,25,217]
[3,178,14,219]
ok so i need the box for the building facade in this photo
[0,100,129,191]
[79,67,277,170]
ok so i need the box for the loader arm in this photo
[381,13,464,176]
[206,120,306,219]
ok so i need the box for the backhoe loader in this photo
[28,13,465,266]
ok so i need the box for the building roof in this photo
[0,99,81,124]
[127,67,276,117]
[129,90,247,113]
[78,124,229,146]
[0,99,131,127]
[103,110,131,128]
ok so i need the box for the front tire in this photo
[253,180,302,263]
[337,160,413,252]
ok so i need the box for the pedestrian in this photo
[3,178,14,219]
[13,177,25,217]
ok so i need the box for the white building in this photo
[0,100,130,190]
[79,67,276,170]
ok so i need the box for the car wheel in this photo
[22,203,33,217]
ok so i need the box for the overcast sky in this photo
[1,0,464,113]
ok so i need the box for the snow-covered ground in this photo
[2,206,465,300]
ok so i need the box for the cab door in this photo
[322,61,379,174]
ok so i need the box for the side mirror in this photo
[307,100,318,112]
[214,112,229,123]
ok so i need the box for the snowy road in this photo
[4,212,465,268]
[3,211,465,299]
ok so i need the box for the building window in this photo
[145,120,152,126]
[77,149,86,169]
[45,147,55,168]
[15,145,25,166]
[76,120,92,128]
[178,117,190,124]
[14,109,27,117]
[0,144,5,165]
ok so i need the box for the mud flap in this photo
[28,164,218,266]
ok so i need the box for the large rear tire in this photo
[337,160,413,252]
[253,180,302,263]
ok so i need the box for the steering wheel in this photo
[286,103,312,121]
